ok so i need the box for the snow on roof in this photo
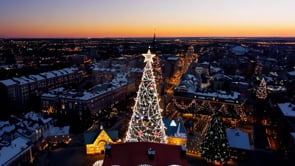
[43,73,128,101]
[41,87,64,98]
[226,128,250,150]
[130,68,143,73]
[267,85,287,92]
[23,112,39,121]
[51,70,63,76]
[116,57,127,60]
[23,111,53,124]
[0,79,16,86]
[40,72,56,79]
[0,121,10,128]
[277,103,295,118]
[92,66,117,72]
[203,61,210,65]
[210,66,222,73]
[167,56,179,61]
[44,126,70,137]
[19,76,35,83]
[41,92,58,98]
[217,91,239,99]
[29,74,45,81]
[0,137,30,166]
[232,82,249,86]
[0,121,15,136]
[61,67,76,74]
[1,67,77,87]
[231,46,248,55]
[11,77,30,85]
[288,70,295,76]
[194,91,240,101]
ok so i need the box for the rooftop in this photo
[102,142,187,166]
[278,102,295,118]
[0,137,30,166]
[226,128,251,150]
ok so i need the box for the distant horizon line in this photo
[1,36,295,40]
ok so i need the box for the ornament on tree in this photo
[138,130,144,137]
[150,83,154,89]
[154,131,159,138]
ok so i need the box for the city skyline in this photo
[1,0,295,38]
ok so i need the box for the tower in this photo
[151,32,156,54]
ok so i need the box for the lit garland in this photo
[125,49,167,143]
[173,98,247,119]
[173,98,197,110]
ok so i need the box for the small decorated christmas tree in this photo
[200,112,230,164]
[125,48,167,143]
[256,78,267,99]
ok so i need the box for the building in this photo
[101,142,188,166]
[84,125,118,155]
[0,79,18,113]
[226,128,251,161]
[40,73,136,116]
[277,102,295,130]
[92,57,141,85]
[45,126,71,148]
[163,118,187,146]
[0,137,32,166]
[0,112,62,165]
[0,67,82,112]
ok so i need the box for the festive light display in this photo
[152,55,163,93]
[200,113,231,164]
[173,99,247,119]
[165,46,198,94]
[125,49,167,143]
[256,77,267,99]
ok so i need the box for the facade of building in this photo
[163,119,187,146]
[41,73,136,116]
[101,142,187,166]
[0,112,58,165]
[0,137,32,166]
[0,67,82,111]
[84,125,118,155]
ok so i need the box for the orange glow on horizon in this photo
[2,24,294,38]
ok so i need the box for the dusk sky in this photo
[1,0,295,38]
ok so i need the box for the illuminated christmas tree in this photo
[125,48,167,143]
[200,112,230,164]
[256,77,267,99]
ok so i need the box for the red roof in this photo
[102,142,188,166]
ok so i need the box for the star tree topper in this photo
[143,48,155,63]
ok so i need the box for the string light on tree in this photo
[200,112,230,165]
[256,77,267,99]
[125,48,167,143]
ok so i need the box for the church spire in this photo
[152,30,156,54]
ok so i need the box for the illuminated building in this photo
[84,125,118,155]
[163,119,187,146]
